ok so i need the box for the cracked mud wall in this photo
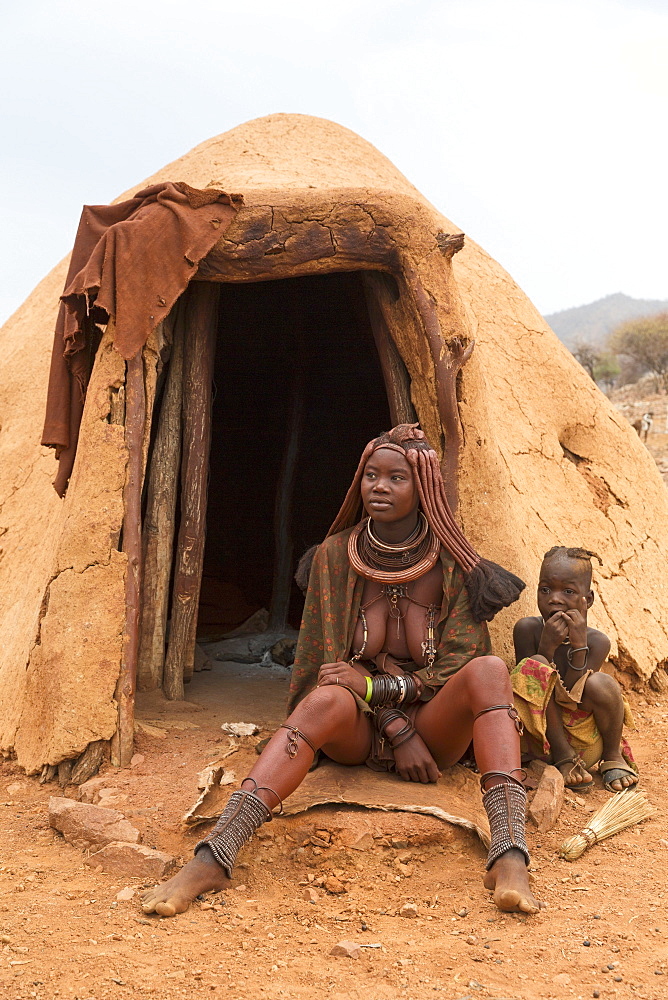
[13,331,128,772]
[0,261,71,753]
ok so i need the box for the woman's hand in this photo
[317,661,368,699]
[385,721,441,783]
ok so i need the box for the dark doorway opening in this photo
[197,271,394,639]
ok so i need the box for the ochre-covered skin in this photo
[0,113,666,771]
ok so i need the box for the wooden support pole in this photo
[137,306,185,690]
[112,353,145,766]
[361,274,416,426]
[403,266,473,516]
[164,283,219,699]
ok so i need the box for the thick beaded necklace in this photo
[347,514,440,676]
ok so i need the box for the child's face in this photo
[537,556,593,620]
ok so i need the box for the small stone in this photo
[593,992,600,998]
[349,833,375,852]
[48,798,140,851]
[96,788,128,809]
[86,842,175,879]
[391,837,409,849]
[309,835,331,848]
[220,722,258,737]
[303,887,319,903]
[329,940,361,959]
[399,902,418,918]
[457,907,469,917]
[529,765,565,832]
[324,876,347,895]
[315,829,331,842]
[553,973,571,986]
[583,940,591,946]
[466,935,477,945]
[115,887,135,901]
[613,975,622,982]
[6,782,24,796]
[130,753,145,767]
[77,776,109,804]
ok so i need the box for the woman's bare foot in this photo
[555,757,593,790]
[483,848,543,914]
[141,847,230,917]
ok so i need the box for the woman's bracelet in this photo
[374,707,417,748]
[369,672,420,708]
[364,675,373,703]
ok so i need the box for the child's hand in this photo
[538,613,570,659]
[562,596,588,649]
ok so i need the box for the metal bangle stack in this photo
[374,707,417,749]
[369,672,419,707]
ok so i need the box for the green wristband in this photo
[364,675,373,703]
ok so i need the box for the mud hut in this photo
[1,113,667,778]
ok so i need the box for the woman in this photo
[142,425,541,917]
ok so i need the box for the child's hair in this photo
[542,546,602,587]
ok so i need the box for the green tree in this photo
[609,312,668,390]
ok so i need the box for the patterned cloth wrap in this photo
[288,527,491,718]
[510,656,637,771]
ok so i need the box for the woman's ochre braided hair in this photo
[296,423,525,622]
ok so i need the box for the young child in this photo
[511,546,638,793]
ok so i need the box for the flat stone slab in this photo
[86,841,176,878]
[48,797,140,851]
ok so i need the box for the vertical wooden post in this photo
[137,306,185,690]
[163,282,219,699]
[403,265,473,516]
[362,273,416,425]
[112,353,145,766]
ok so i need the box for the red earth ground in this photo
[1,657,666,1000]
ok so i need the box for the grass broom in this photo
[559,788,654,861]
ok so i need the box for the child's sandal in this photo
[553,754,593,793]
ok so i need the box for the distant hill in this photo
[545,293,668,349]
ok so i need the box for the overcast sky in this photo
[1,0,666,326]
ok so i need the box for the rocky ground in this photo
[1,659,667,1000]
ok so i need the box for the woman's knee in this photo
[289,684,358,731]
[463,655,512,694]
